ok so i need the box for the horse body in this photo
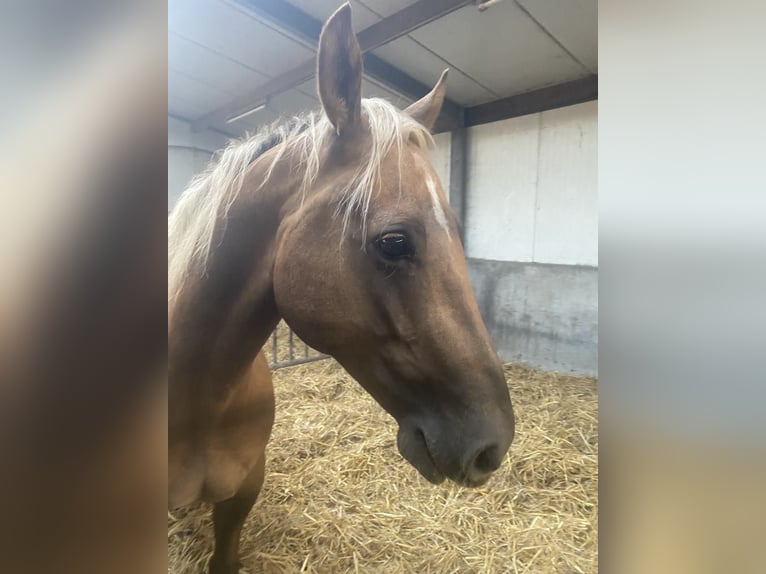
[169,5,515,573]
[169,351,273,508]
[168,139,290,511]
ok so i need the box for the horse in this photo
[168,4,515,573]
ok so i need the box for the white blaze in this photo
[426,174,451,239]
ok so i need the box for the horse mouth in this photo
[396,426,445,485]
[396,426,498,488]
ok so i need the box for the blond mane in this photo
[168,98,433,303]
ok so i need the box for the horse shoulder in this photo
[169,352,275,507]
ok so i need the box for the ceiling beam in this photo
[192,0,470,132]
[448,127,468,240]
[464,75,598,128]
[355,0,474,52]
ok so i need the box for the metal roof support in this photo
[191,0,470,132]
[464,75,598,127]
[449,126,468,244]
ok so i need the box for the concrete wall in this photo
[468,259,597,376]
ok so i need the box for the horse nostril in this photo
[467,443,502,481]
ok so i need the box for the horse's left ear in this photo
[404,69,449,131]
[317,3,363,136]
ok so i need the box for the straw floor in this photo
[169,350,598,573]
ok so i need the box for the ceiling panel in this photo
[516,0,597,73]
[295,79,320,100]
[357,0,420,18]
[373,37,497,105]
[168,94,208,121]
[229,107,282,133]
[168,0,314,76]
[169,68,233,112]
[169,33,270,96]
[408,2,590,97]
[264,87,319,118]
[286,0,381,29]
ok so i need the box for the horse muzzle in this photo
[396,411,514,487]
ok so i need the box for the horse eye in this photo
[376,232,412,259]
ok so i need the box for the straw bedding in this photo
[169,341,598,573]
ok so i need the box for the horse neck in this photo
[169,143,304,396]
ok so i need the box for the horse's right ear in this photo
[317,3,363,136]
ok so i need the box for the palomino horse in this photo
[168,4,515,573]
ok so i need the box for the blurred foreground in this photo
[0,0,764,572]
[0,2,167,572]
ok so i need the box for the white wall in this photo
[464,100,598,266]
[429,131,452,192]
[168,117,231,210]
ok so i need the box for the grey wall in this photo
[468,258,597,376]
[447,102,598,376]
[168,116,231,210]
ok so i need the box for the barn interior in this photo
[168,1,598,572]
[168,0,597,377]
